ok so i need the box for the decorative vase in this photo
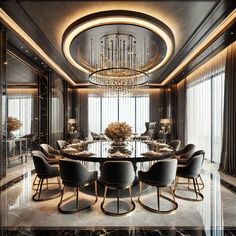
[111,138,126,147]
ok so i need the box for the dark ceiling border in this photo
[161,0,236,85]
[1,0,235,87]
[172,22,236,84]
[0,0,80,83]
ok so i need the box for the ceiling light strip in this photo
[161,9,236,85]
[0,8,76,86]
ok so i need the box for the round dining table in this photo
[60,140,173,166]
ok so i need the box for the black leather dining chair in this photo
[174,153,204,201]
[57,140,69,150]
[138,159,178,214]
[40,143,60,159]
[32,150,59,189]
[174,144,196,164]
[100,160,135,216]
[58,159,98,214]
[32,151,61,201]
[168,140,181,152]
[176,150,205,191]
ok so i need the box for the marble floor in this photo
[1,160,236,235]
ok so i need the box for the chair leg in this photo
[138,184,178,214]
[157,187,160,211]
[139,181,143,198]
[170,185,176,203]
[192,178,198,200]
[32,175,38,190]
[59,186,65,205]
[76,187,79,210]
[58,182,97,214]
[35,177,41,193]
[58,176,62,189]
[174,177,204,202]
[196,178,201,195]
[117,189,120,214]
[101,186,108,210]
[129,186,132,202]
[198,175,205,190]
[38,178,44,200]
[94,180,98,200]
[101,186,135,216]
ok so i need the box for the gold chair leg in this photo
[58,182,97,214]
[38,178,44,200]
[174,176,203,201]
[102,186,108,206]
[192,178,198,200]
[138,184,178,214]
[129,186,132,202]
[32,175,38,187]
[170,185,176,202]
[139,181,143,198]
[101,185,135,216]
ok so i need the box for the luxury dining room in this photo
[0,0,236,235]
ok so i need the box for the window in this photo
[186,71,225,162]
[8,96,32,137]
[88,95,149,136]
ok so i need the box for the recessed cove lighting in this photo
[62,10,175,75]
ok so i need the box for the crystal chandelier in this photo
[88,33,149,96]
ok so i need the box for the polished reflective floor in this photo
[1,160,236,235]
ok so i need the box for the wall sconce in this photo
[160,118,172,134]
[68,118,76,133]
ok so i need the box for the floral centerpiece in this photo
[7,116,22,138]
[105,122,132,145]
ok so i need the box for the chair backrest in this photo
[59,159,96,186]
[177,144,195,159]
[32,150,48,160]
[40,143,58,157]
[168,140,181,152]
[145,159,177,186]
[101,161,135,188]
[191,150,205,165]
[183,154,204,177]
[57,140,69,150]
[32,151,53,176]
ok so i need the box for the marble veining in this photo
[1,161,236,235]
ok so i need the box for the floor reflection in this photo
[0,161,236,232]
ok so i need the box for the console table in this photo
[7,138,28,167]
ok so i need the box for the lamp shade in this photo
[68,118,76,124]
[160,118,172,124]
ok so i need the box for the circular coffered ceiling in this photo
[62,10,175,75]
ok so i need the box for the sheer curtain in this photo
[186,49,226,162]
[8,96,32,137]
[88,95,150,136]
[101,97,118,131]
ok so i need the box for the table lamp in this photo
[68,118,76,133]
[160,118,172,134]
